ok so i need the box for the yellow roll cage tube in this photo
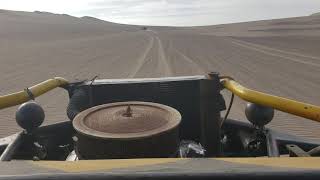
[220,77,320,123]
[0,76,319,124]
[0,77,69,110]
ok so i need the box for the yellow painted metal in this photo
[0,77,68,110]
[219,157,320,170]
[31,157,320,172]
[221,78,320,122]
[32,158,180,173]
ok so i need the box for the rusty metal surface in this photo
[73,101,181,139]
[73,101,181,159]
[83,104,171,134]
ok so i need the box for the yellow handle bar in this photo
[0,77,69,110]
[221,78,320,123]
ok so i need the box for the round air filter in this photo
[73,101,181,159]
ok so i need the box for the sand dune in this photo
[0,9,320,141]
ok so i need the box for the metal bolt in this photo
[123,105,133,117]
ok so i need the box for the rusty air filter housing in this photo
[73,101,181,159]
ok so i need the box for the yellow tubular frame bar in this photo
[221,78,320,123]
[0,77,69,110]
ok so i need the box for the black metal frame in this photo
[223,119,320,157]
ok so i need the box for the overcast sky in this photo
[2,0,320,26]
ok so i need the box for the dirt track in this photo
[0,10,320,141]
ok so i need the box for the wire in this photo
[221,93,234,127]
[89,75,98,107]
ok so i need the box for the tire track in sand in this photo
[154,36,173,76]
[128,35,154,78]
[229,38,320,68]
[173,48,206,74]
[232,38,320,61]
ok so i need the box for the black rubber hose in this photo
[66,89,90,120]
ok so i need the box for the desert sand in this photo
[0,9,320,141]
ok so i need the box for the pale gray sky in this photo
[2,0,320,26]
